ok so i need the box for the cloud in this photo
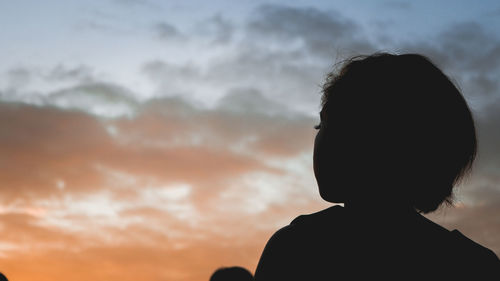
[141,60,204,99]
[5,68,32,90]
[194,14,234,45]
[142,5,380,113]
[0,191,327,281]
[0,65,99,110]
[0,86,317,209]
[142,47,328,113]
[208,14,234,44]
[400,22,500,104]
[43,65,93,82]
[47,82,139,117]
[153,22,184,40]
[0,90,322,279]
[247,4,376,58]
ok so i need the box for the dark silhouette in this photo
[254,53,500,280]
[210,266,254,281]
[0,273,8,281]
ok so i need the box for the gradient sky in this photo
[1,1,500,280]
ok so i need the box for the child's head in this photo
[313,53,477,213]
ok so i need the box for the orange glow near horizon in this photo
[0,102,331,281]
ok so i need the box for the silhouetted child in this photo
[254,53,500,281]
[0,272,8,281]
[210,266,254,281]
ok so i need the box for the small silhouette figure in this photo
[254,53,500,281]
[210,266,254,281]
[0,272,8,281]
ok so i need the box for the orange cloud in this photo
[0,99,327,281]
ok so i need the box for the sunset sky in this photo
[1,1,500,280]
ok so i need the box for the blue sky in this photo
[2,0,500,114]
[2,0,500,87]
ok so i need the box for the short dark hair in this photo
[320,53,477,213]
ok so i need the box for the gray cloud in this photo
[142,44,328,113]
[153,22,184,41]
[197,14,234,44]
[44,65,93,82]
[400,22,500,103]
[143,5,381,113]
[6,68,32,89]
[2,65,94,94]
[46,82,139,118]
[216,87,289,116]
[441,22,500,72]
[247,4,376,58]
[205,46,326,111]
[142,60,201,91]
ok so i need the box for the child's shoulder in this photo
[290,205,344,226]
